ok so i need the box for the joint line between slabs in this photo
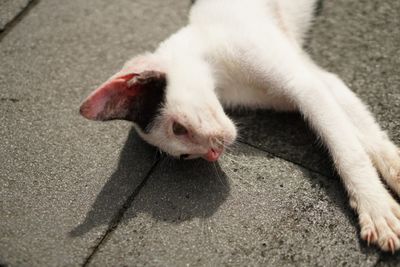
[237,140,334,179]
[0,0,40,42]
[82,157,162,267]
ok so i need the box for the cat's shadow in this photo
[70,128,230,237]
[70,110,343,237]
[70,110,380,255]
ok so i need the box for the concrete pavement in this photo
[0,0,33,32]
[0,0,399,266]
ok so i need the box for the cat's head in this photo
[79,54,237,161]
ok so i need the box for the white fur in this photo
[118,0,400,251]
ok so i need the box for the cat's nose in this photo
[203,148,223,162]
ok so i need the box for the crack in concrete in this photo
[0,97,20,103]
[81,156,162,267]
[238,140,334,179]
[0,0,39,43]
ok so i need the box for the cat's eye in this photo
[172,121,188,136]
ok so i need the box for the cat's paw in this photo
[359,198,400,253]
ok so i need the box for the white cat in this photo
[80,0,400,252]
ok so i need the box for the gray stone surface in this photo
[0,0,32,31]
[0,0,188,266]
[89,0,400,265]
[1,0,399,266]
[90,144,378,266]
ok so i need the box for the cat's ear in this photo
[79,71,166,123]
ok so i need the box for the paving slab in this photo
[231,0,400,176]
[0,0,32,32]
[1,0,399,266]
[0,0,189,266]
[90,144,379,266]
[87,0,400,265]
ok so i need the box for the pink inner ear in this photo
[80,73,139,120]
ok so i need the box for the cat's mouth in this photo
[179,148,223,162]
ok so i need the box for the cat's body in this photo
[159,0,315,111]
[80,0,400,252]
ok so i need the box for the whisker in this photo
[212,162,229,189]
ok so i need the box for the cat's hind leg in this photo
[316,70,400,195]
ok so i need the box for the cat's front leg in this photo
[315,70,400,196]
[286,75,400,252]
[285,76,400,252]
[241,33,400,251]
